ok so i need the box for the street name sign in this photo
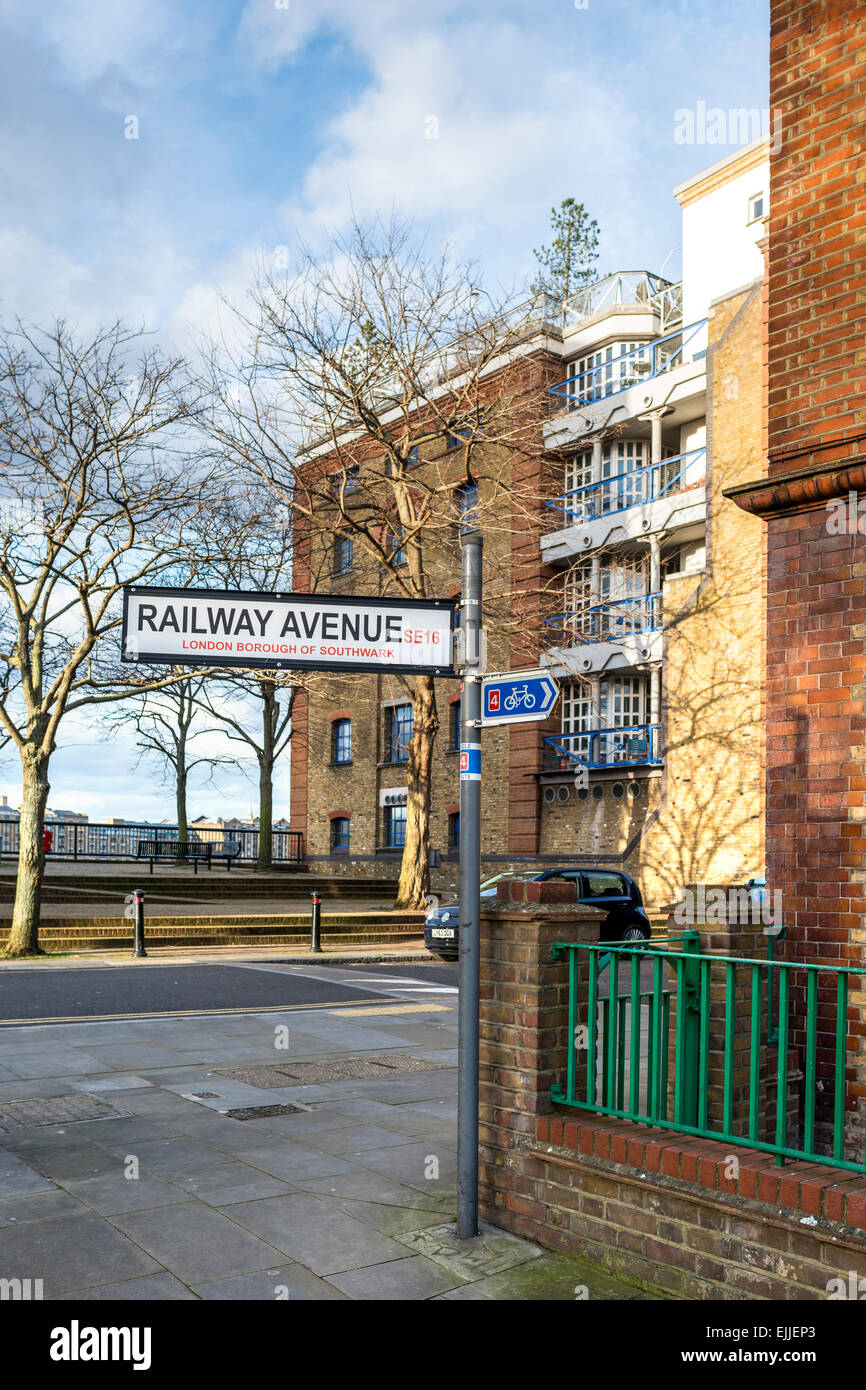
[122,585,456,676]
[480,669,559,726]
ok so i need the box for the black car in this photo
[424,867,650,959]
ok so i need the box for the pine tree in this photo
[531,198,600,302]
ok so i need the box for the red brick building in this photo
[727,0,866,1147]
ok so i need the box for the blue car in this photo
[425,867,651,959]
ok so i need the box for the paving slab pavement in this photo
[0,974,659,1301]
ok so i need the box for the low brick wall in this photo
[478,892,866,1300]
[524,1115,866,1300]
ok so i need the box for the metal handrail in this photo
[545,592,663,641]
[544,724,662,769]
[548,318,707,409]
[550,936,866,1175]
[545,447,706,526]
[0,820,305,864]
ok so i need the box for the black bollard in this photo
[310,891,322,954]
[132,888,147,958]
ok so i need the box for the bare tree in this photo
[173,489,303,869]
[197,675,295,868]
[202,220,551,907]
[98,671,236,842]
[0,320,211,956]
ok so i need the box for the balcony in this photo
[542,725,662,772]
[560,272,682,332]
[547,592,662,641]
[548,320,706,414]
[541,448,706,562]
[543,594,663,675]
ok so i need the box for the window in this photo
[334,535,353,575]
[561,681,594,762]
[390,525,407,566]
[331,817,350,852]
[449,700,461,751]
[570,340,651,405]
[454,481,478,525]
[597,555,650,637]
[561,676,650,764]
[748,191,765,222]
[564,440,653,519]
[332,464,360,496]
[563,561,591,640]
[448,811,460,851]
[600,674,647,729]
[386,447,419,475]
[663,539,706,580]
[385,703,413,763]
[332,718,352,765]
[564,450,593,504]
[581,871,626,900]
[384,803,407,849]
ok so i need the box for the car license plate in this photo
[430,928,455,939]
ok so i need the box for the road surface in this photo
[0,960,459,1025]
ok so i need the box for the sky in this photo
[0,0,769,822]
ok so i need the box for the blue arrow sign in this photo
[481,669,559,726]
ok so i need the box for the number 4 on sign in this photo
[480,670,559,726]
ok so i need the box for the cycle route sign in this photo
[480,669,560,727]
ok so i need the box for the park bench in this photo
[211,839,242,870]
[136,839,213,874]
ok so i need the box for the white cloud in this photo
[245,8,644,287]
[0,0,191,85]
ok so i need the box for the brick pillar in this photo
[725,0,866,1167]
[478,888,604,1227]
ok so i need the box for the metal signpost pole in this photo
[457,529,482,1240]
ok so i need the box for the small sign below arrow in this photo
[480,669,560,726]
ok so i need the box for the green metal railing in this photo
[551,933,866,1175]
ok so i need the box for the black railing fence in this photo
[0,821,304,864]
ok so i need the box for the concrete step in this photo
[0,924,423,951]
[0,874,397,901]
[0,911,423,933]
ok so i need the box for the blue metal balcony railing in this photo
[543,724,662,771]
[548,319,707,412]
[545,592,662,643]
[545,447,706,528]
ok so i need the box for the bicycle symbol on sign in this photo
[503,684,536,712]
